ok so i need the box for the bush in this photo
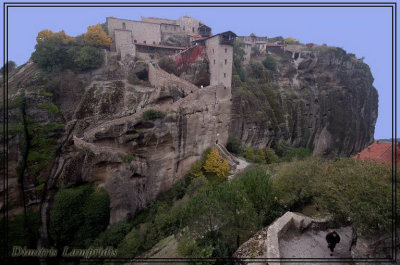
[71,46,104,71]
[49,184,110,247]
[274,158,394,236]
[92,221,133,248]
[280,147,312,162]
[262,55,277,71]
[141,109,166,120]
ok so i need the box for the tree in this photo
[262,55,277,71]
[203,148,229,179]
[83,24,111,48]
[251,46,261,57]
[284,37,298,44]
[1,60,17,76]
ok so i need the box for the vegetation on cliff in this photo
[49,184,110,248]
[31,24,109,72]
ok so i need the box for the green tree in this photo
[262,55,277,71]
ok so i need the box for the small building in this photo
[353,141,400,165]
[237,34,268,64]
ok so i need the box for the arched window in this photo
[122,22,126,30]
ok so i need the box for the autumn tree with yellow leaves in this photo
[203,148,229,179]
[83,24,111,48]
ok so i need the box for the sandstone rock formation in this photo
[230,47,378,156]
[2,43,379,250]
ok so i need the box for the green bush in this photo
[71,46,104,71]
[49,184,110,247]
[141,109,166,120]
[280,147,312,162]
[274,158,394,236]
[0,210,39,260]
[41,102,59,114]
[122,154,133,163]
[262,55,277,71]
[92,221,133,248]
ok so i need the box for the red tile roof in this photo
[353,141,400,165]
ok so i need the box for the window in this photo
[183,26,185,31]
[212,49,214,54]
[122,22,126,30]
[153,41,156,44]
[192,27,195,33]
[225,48,227,53]
[224,73,226,78]
[144,41,146,44]
[214,59,215,65]
[134,40,137,43]
[174,27,176,31]
[225,59,227,65]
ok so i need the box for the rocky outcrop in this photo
[234,212,353,264]
[230,46,378,156]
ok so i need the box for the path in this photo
[279,226,353,264]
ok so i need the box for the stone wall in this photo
[120,44,136,60]
[141,16,176,25]
[176,16,200,35]
[148,63,199,95]
[107,17,161,46]
[206,35,234,88]
[114,30,132,53]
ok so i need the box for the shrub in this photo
[263,147,279,164]
[92,221,133,248]
[49,184,110,247]
[262,55,277,71]
[243,146,254,160]
[41,102,59,114]
[141,109,166,120]
[251,46,261,57]
[122,154,133,163]
[71,46,104,71]
[274,158,394,236]
[280,147,312,162]
[0,60,17,76]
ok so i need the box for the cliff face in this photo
[230,46,378,156]
[3,52,231,236]
[2,44,378,246]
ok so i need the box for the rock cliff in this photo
[2,43,378,247]
[230,46,378,156]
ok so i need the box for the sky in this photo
[3,1,396,139]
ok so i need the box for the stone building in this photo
[106,16,211,59]
[237,34,268,64]
[203,31,236,88]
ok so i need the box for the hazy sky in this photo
[3,1,396,139]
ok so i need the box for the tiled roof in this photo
[353,141,399,165]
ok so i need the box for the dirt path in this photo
[279,226,353,264]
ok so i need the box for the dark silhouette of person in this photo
[326,231,341,256]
